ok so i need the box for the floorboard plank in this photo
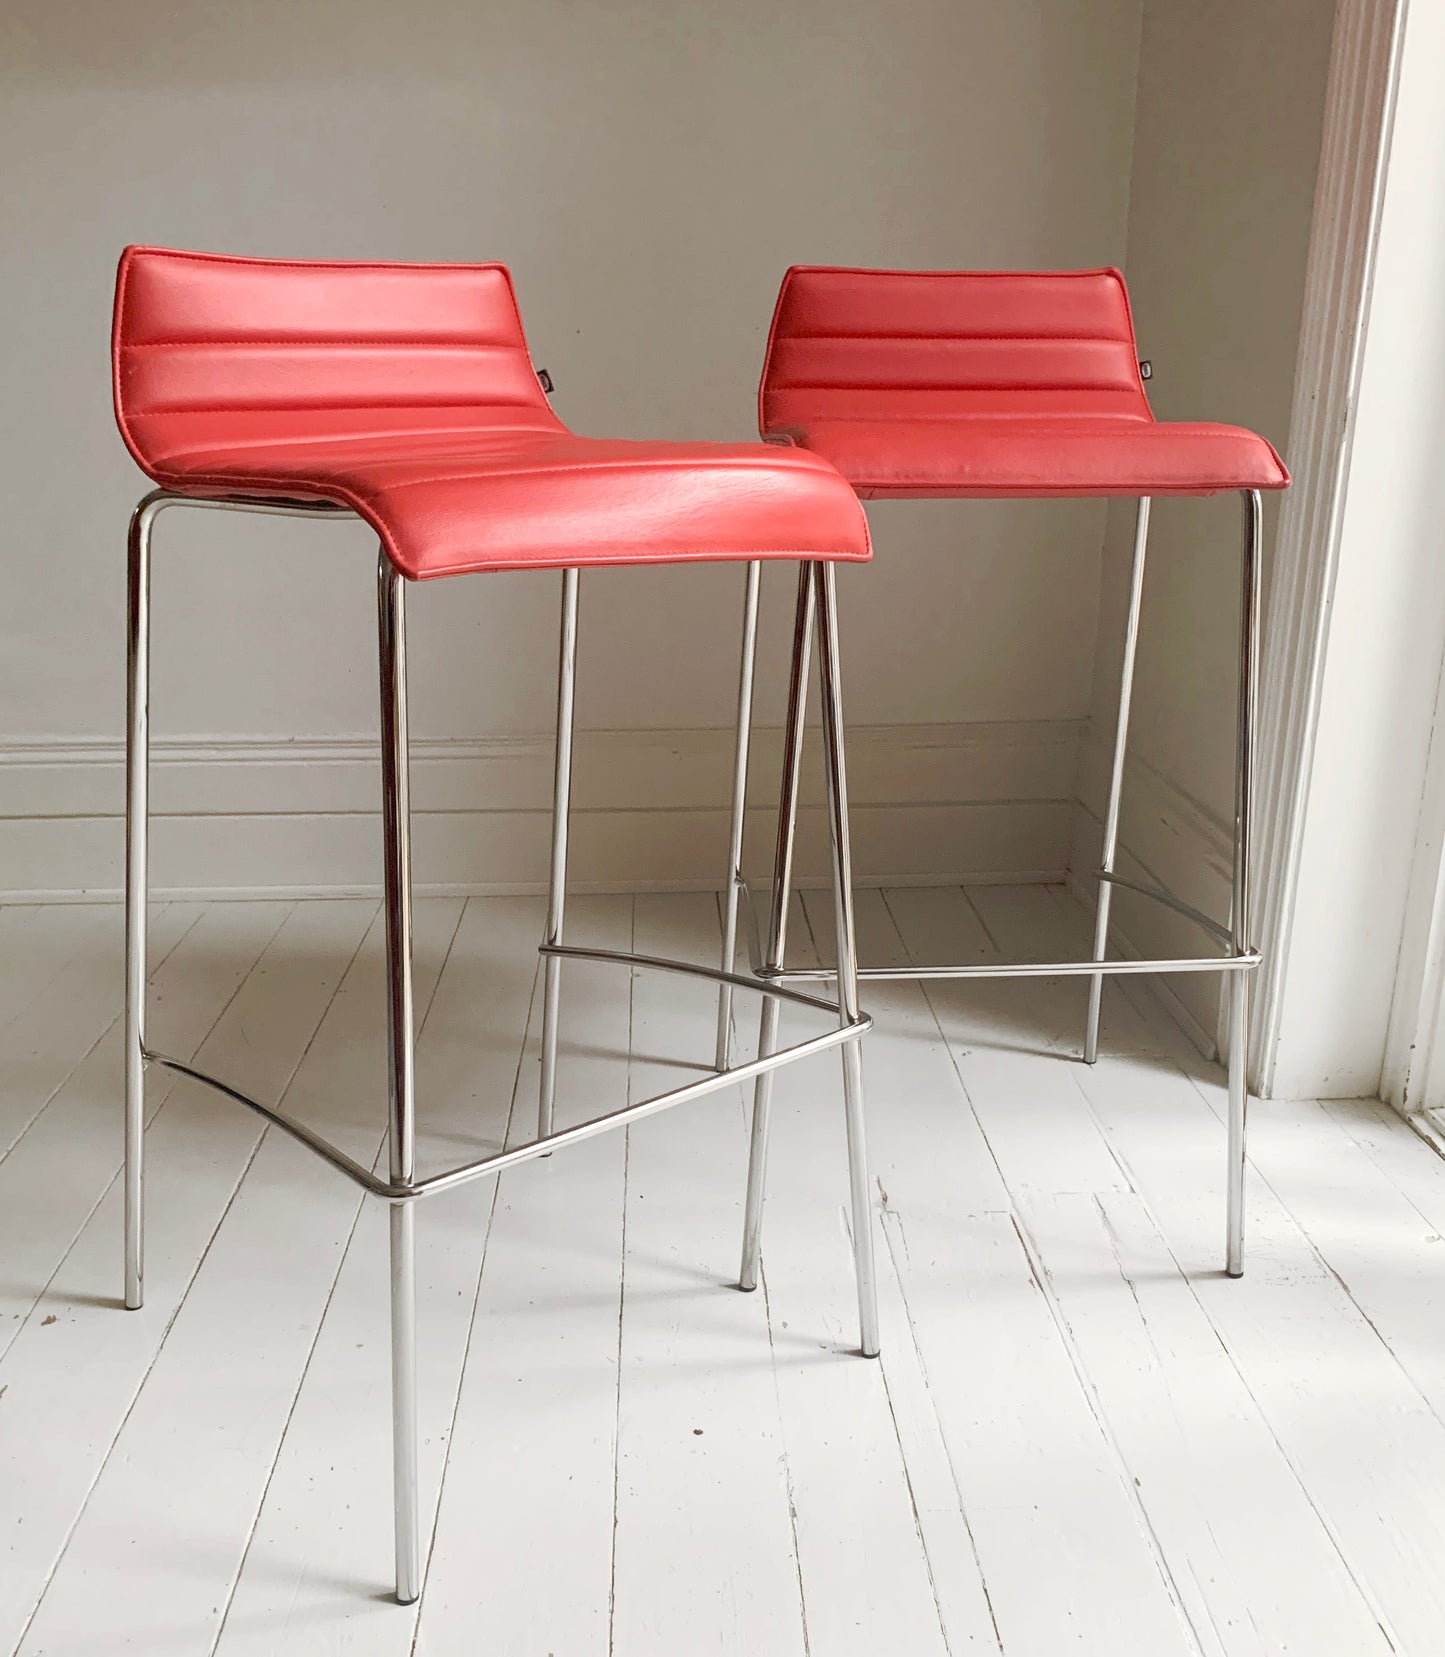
[1018,1187,1394,1656]
[882,1203,1202,1657]
[8,889,1445,1656]
[0,900,289,1357]
[0,902,199,1162]
[970,881,1195,1061]
[609,892,806,1656]
[812,888,1009,1652]
[213,896,544,1657]
[888,884,1134,1200]
[412,895,629,1657]
[820,888,1199,1653]
[0,903,138,1054]
[1041,883,1206,1062]
[1217,1090,1445,1428]
[0,898,364,1652]
[10,897,448,1657]
[870,1233,1005,1653]
[1325,1095,1445,1236]
[1076,1051,1445,1652]
[879,888,1210,1654]
[755,895,952,1657]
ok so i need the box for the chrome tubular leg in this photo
[1227,490,1262,1278]
[378,553,420,1605]
[1084,496,1151,1064]
[124,497,161,1311]
[389,1202,419,1602]
[815,563,879,1358]
[716,561,762,1070]
[738,565,814,1292]
[538,568,580,1141]
[1225,973,1249,1276]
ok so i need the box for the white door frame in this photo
[1373,0,1445,1123]
[1248,0,1411,1098]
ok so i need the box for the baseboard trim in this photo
[1,868,1071,906]
[1408,1106,1445,1162]
[0,721,1081,900]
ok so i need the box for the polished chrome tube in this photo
[716,561,762,1069]
[764,951,1261,983]
[149,1015,865,1204]
[1233,492,1262,974]
[1085,496,1150,1063]
[148,491,351,521]
[390,1203,419,1605]
[379,557,417,1192]
[739,566,814,1292]
[1227,490,1263,1278]
[538,568,580,1140]
[541,941,856,1018]
[409,1014,867,1202]
[147,1050,390,1190]
[144,958,869,1206]
[378,553,420,1605]
[1091,870,1234,948]
[1225,971,1249,1279]
[121,489,345,1312]
[124,494,166,1310]
[815,563,880,1358]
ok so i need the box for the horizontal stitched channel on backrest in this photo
[761,267,1151,430]
[114,248,560,463]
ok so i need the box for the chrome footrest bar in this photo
[148,1050,386,1190]
[734,859,1249,981]
[125,488,885,1606]
[539,940,851,1018]
[146,950,868,1206]
[760,951,1261,983]
[1091,868,1234,948]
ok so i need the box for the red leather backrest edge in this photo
[111,244,550,479]
[757,264,1152,434]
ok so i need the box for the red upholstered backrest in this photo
[113,246,563,472]
[759,266,1153,432]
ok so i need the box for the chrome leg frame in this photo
[815,563,880,1357]
[1227,490,1262,1277]
[118,492,877,1602]
[378,554,420,1605]
[738,566,813,1293]
[124,496,161,1311]
[716,561,762,1069]
[1084,496,1151,1064]
[538,569,581,1140]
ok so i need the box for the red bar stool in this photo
[718,266,1288,1281]
[112,246,878,1603]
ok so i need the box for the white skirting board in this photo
[0,719,1080,900]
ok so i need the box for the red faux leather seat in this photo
[758,266,1289,499]
[113,247,871,579]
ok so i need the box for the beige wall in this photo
[1073,0,1334,1043]
[0,0,1142,895]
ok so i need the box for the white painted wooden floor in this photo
[2,885,1443,1655]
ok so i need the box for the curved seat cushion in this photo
[113,248,870,580]
[758,267,1288,500]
